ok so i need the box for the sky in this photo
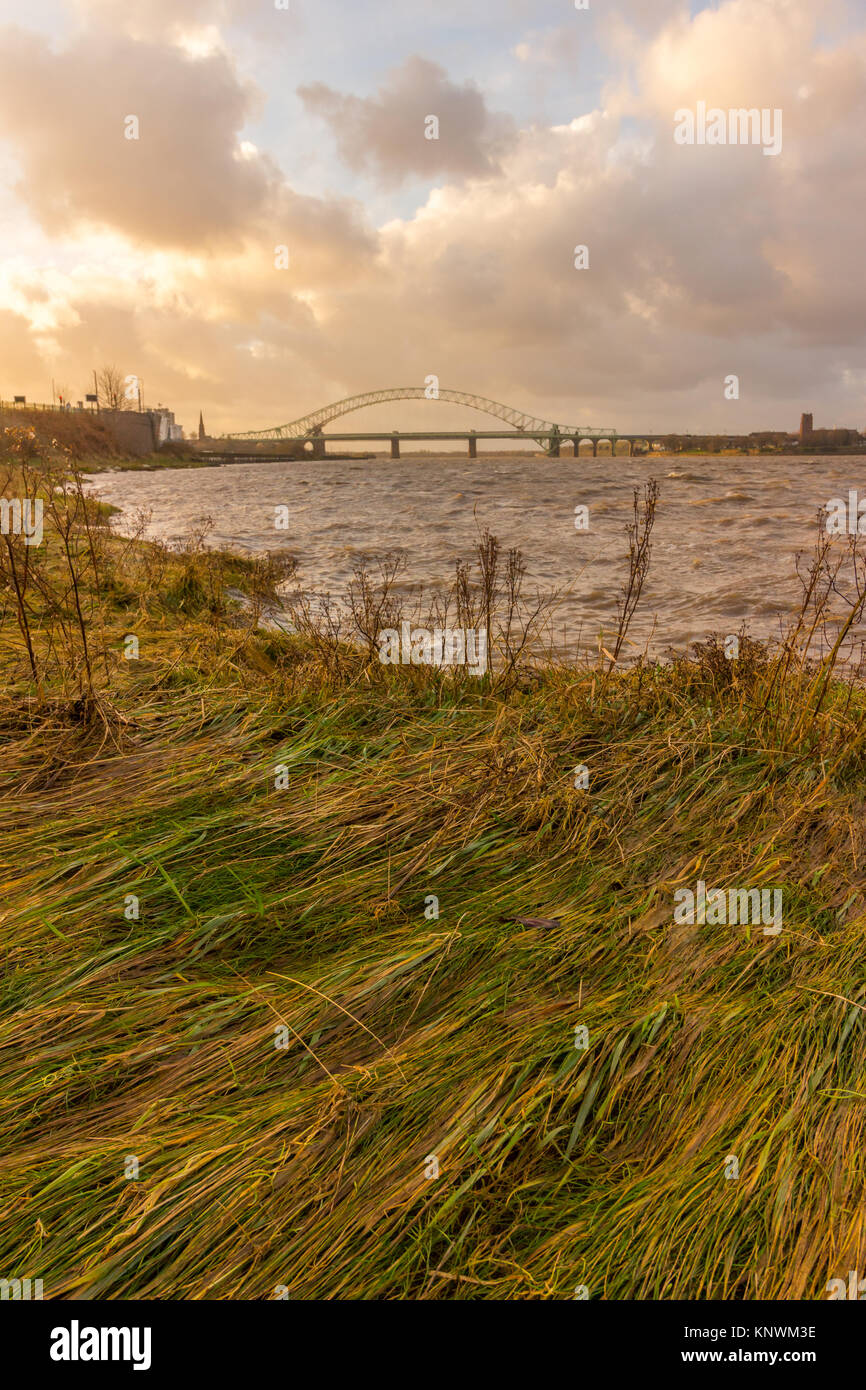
[0,0,864,436]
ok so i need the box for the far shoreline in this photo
[83,446,866,474]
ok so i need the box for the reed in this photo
[1,457,865,1300]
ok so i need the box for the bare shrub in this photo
[610,479,660,665]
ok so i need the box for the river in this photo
[89,452,866,659]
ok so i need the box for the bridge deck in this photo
[239,430,642,442]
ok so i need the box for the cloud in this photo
[0,26,276,249]
[513,26,581,69]
[299,56,516,186]
[1,0,866,437]
[70,0,288,46]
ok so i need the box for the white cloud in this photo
[0,0,864,435]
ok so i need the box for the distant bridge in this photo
[224,386,656,457]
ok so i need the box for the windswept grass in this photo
[1,467,866,1300]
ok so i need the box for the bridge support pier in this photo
[468,434,477,458]
[390,434,400,459]
[572,437,581,456]
[549,436,560,458]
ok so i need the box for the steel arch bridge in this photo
[228,387,614,441]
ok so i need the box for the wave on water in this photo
[88,453,866,660]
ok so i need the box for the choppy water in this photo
[89,453,866,658]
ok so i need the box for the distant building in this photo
[809,428,858,445]
[796,412,862,448]
[198,410,207,441]
[151,407,183,443]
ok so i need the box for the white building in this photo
[151,407,184,443]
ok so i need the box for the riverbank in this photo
[83,447,866,475]
[2,467,866,1299]
[83,450,380,472]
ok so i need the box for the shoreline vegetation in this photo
[3,427,866,1299]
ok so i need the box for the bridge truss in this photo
[228,387,615,441]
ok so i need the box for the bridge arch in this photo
[228,386,613,441]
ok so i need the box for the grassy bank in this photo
[2,451,866,1300]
